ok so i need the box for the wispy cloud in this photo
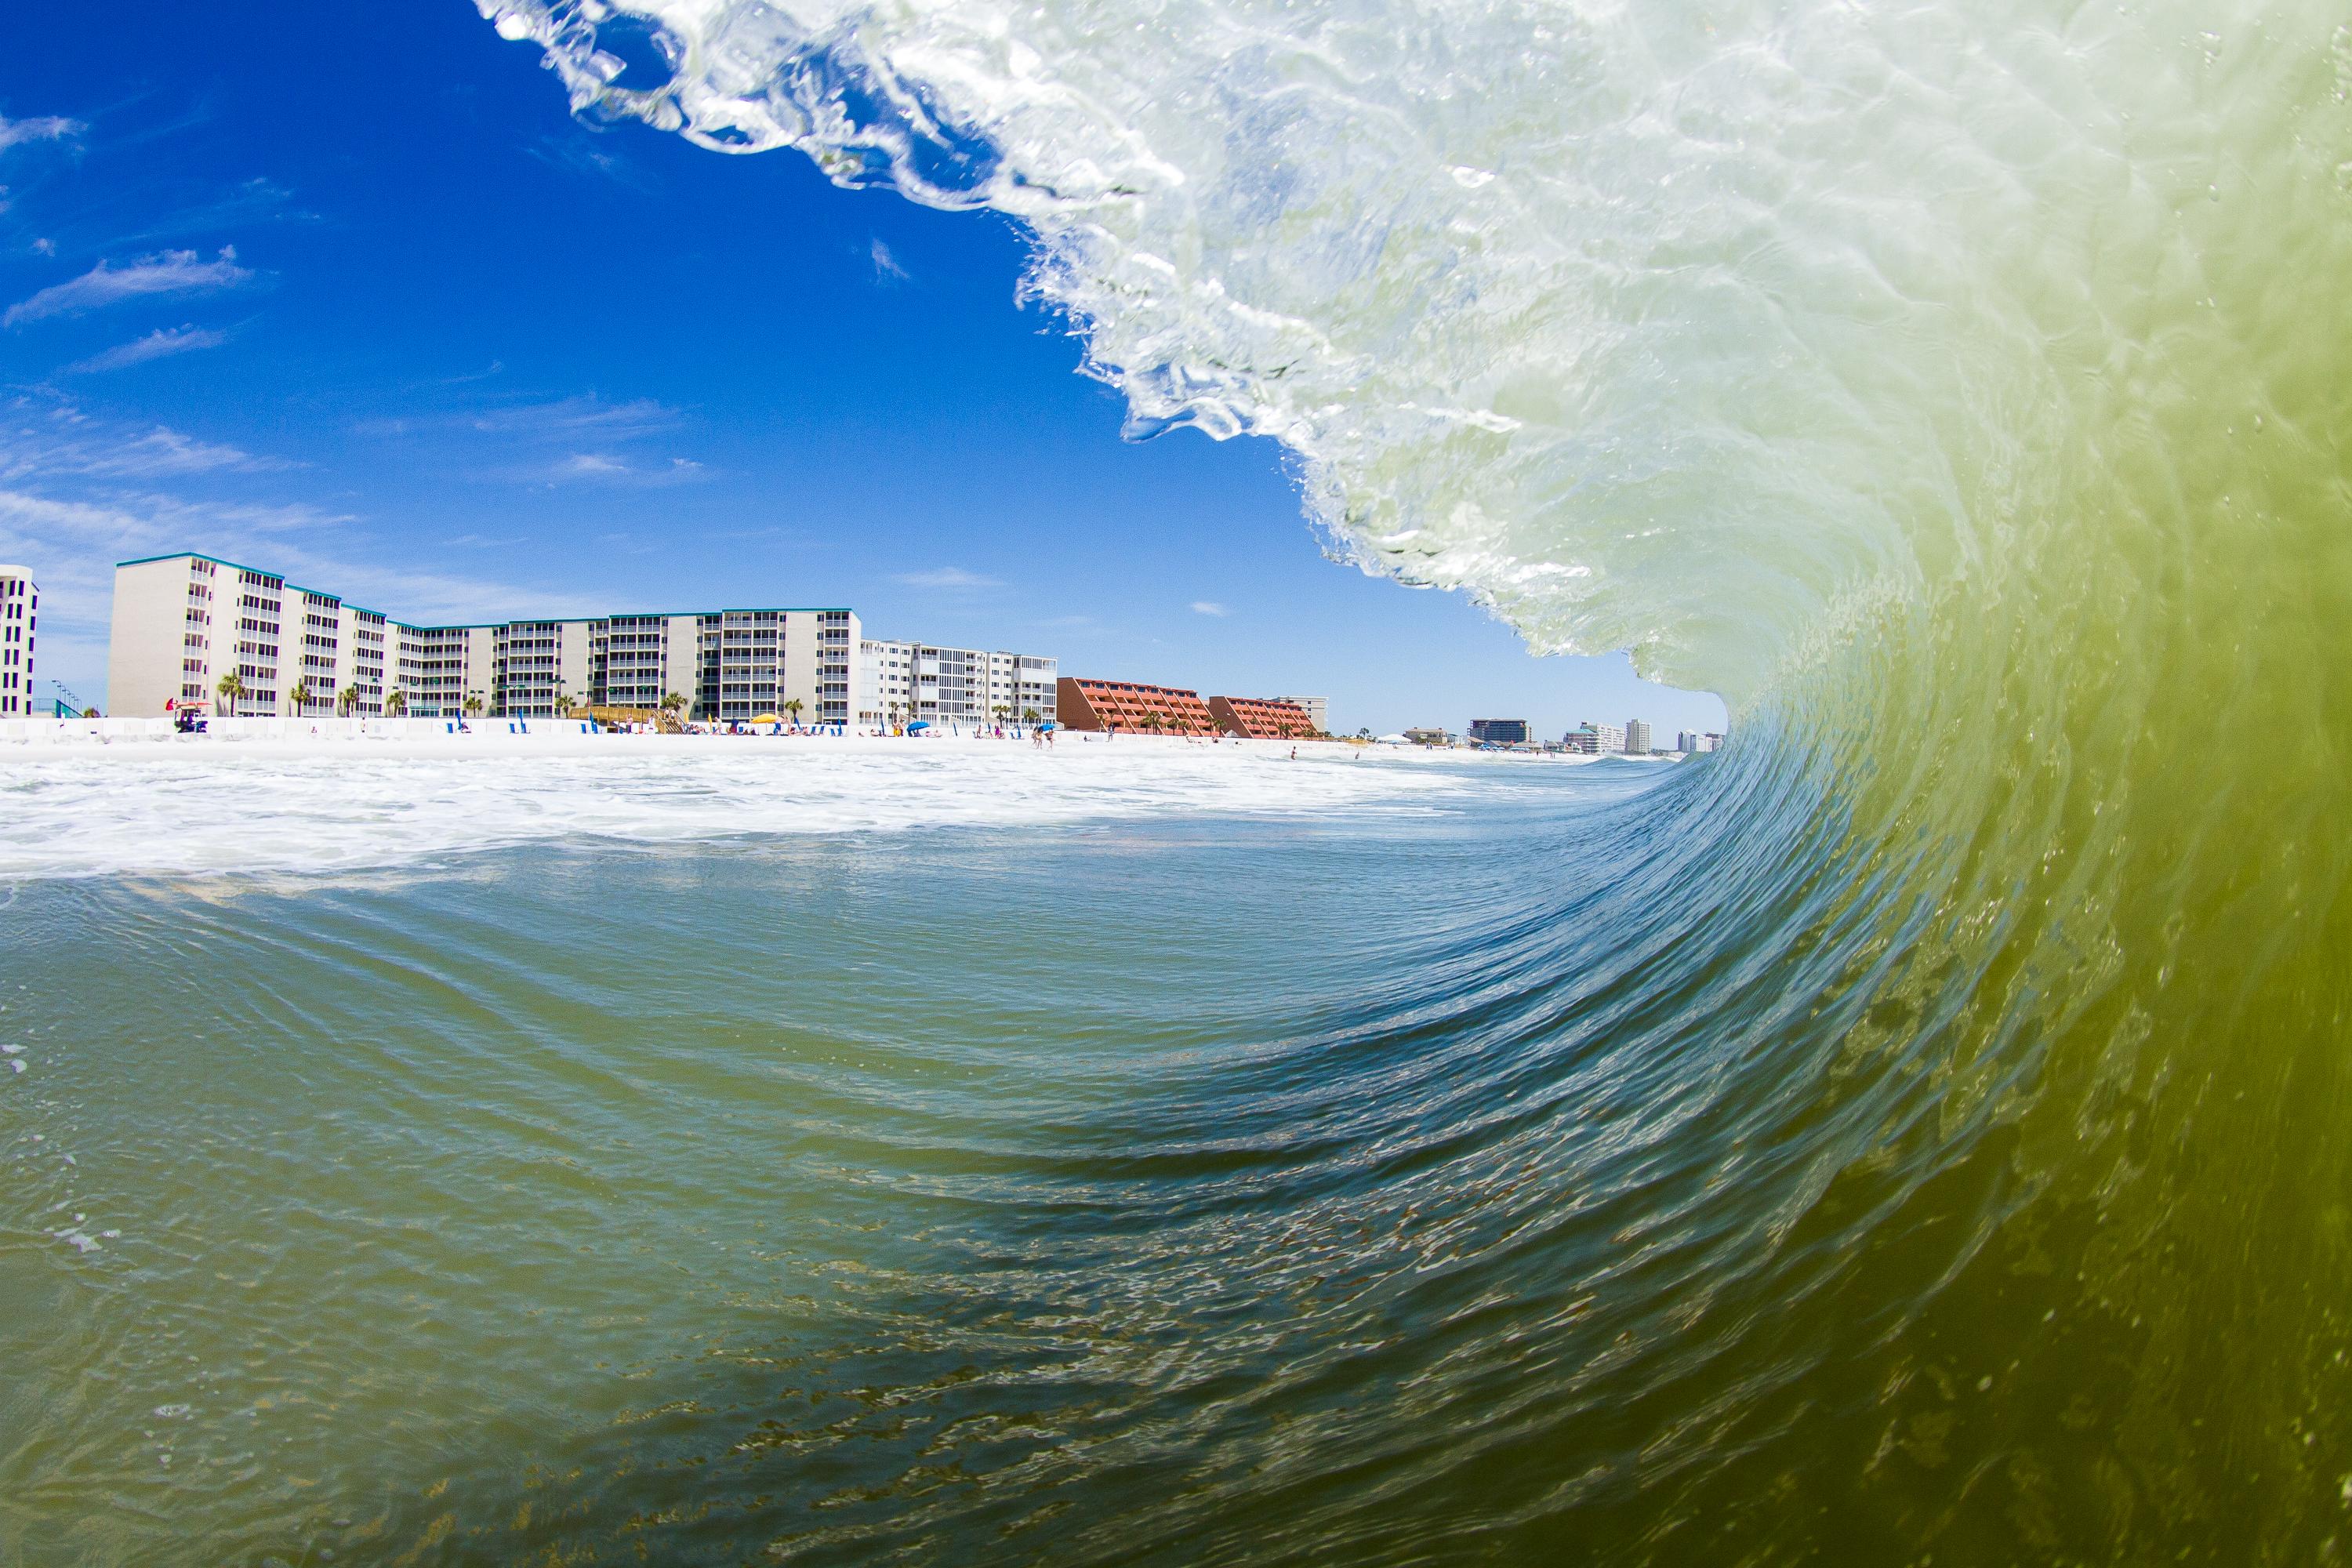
[526,452,704,486]
[0,114,82,154]
[895,566,1003,590]
[461,394,677,440]
[0,486,579,646]
[445,532,525,549]
[1191,600,1231,617]
[869,238,909,285]
[62,324,228,374]
[529,133,651,191]
[355,393,702,485]
[0,415,285,480]
[5,248,252,327]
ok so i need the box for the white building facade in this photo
[0,565,35,717]
[856,641,1055,730]
[1625,719,1653,754]
[109,553,1051,728]
[1276,695,1330,734]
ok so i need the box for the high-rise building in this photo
[1574,721,1626,754]
[1676,730,1721,754]
[1468,717,1530,746]
[0,564,36,717]
[1625,719,1653,753]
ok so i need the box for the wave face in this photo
[432,1,2352,1558]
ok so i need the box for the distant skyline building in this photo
[1276,695,1330,734]
[1626,719,1653,754]
[0,564,36,718]
[106,552,1051,727]
[1573,721,1626,754]
[1468,717,1530,746]
[1677,730,1722,753]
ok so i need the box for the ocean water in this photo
[5,755,1704,1565]
[8,0,2351,1558]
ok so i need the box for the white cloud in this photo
[0,114,81,153]
[5,249,252,327]
[1191,600,1230,616]
[870,238,909,284]
[0,485,584,647]
[0,420,281,480]
[513,452,703,486]
[462,394,676,439]
[895,566,1003,590]
[63,325,229,374]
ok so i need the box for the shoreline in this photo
[0,714,1678,764]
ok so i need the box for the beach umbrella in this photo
[907,720,931,731]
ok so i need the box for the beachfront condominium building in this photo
[109,554,862,722]
[1626,719,1653,754]
[856,640,1058,729]
[1568,721,1626,754]
[0,565,35,717]
[1207,695,1314,739]
[1057,677,1219,736]
[107,552,1059,728]
[1676,730,1723,754]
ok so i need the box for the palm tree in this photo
[659,691,684,715]
[289,677,312,715]
[384,688,408,717]
[463,691,485,718]
[337,684,359,717]
[782,697,804,728]
[215,670,245,718]
[1023,707,1041,728]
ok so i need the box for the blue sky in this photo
[0,1,1726,739]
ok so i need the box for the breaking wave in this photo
[455,0,2352,1556]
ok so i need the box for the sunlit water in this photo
[5,757,1709,1565]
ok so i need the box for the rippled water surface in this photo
[5,760,1717,1565]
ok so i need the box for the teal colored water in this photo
[9,762,1730,1564]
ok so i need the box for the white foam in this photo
[0,731,1519,880]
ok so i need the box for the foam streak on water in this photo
[0,739,1475,879]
